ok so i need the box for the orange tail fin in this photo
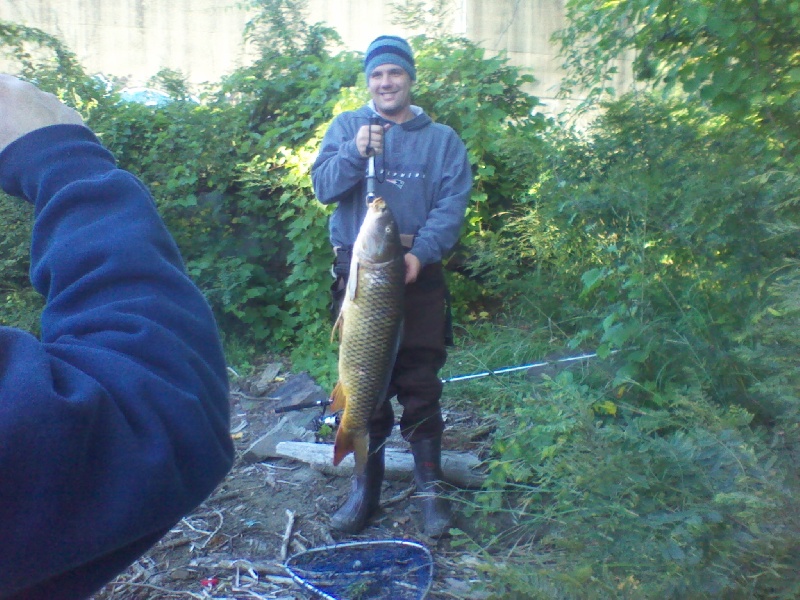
[333,426,355,466]
[333,427,369,473]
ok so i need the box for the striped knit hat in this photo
[364,35,416,81]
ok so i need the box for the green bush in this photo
[451,94,800,598]
[474,371,800,598]
[0,196,41,333]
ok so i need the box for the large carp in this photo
[329,197,405,473]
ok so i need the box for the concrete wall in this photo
[0,0,254,87]
[467,0,570,103]
[0,0,631,112]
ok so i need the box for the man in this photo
[311,35,473,537]
[0,74,234,599]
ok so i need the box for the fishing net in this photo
[284,539,434,600]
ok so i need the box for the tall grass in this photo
[444,97,800,598]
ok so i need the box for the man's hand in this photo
[405,253,421,284]
[0,74,84,153]
[355,123,391,158]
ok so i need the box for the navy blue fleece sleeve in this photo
[0,125,234,599]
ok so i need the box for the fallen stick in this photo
[275,442,486,488]
[105,581,205,599]
[382,485,415,507]
[213,559,287,576]
[279,509,295,562]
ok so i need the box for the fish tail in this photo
[333,425,354,466]
[333,426,369,473]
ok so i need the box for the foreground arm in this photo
[0,76,233,599]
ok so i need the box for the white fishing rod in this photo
[441,350,617,384]
[365,116,380,204]
[366,153,376,203]
[275,351,617,414]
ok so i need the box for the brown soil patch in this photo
[91,360,496,600]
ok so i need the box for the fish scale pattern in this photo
[331,198,406,470]
[338,255,405,433]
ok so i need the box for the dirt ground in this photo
[91,360,497,600]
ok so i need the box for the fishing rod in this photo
[365,116,380,204]
[440,350,616,384]
[276,351,615,413]
[366,153,376,203]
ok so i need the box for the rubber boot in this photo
[330,437,386,534]
[410,436,453,538]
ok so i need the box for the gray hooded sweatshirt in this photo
[312,103,472,267]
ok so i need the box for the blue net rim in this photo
[284,538,434,600]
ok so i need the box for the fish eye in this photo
[385,225,393,233]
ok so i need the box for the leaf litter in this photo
[90,358,496,600]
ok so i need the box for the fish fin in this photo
[329,380,347,413]
[346,261,359,300]
[330,311,343,343]
[393,318,404,360]
[332,426,354,466]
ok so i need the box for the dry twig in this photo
[103,581,205,599]
[383,485,415,507]
[279,509,296,561]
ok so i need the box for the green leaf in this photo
[580,267,607,297]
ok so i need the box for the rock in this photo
[242,412,317,463]
[252,362,283,395]
[268,372,328,413]
[169,568,197,581]
[443,577,490,599]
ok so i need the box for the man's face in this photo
[368,63,413,121]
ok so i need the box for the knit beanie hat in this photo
[364,35,416,81]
